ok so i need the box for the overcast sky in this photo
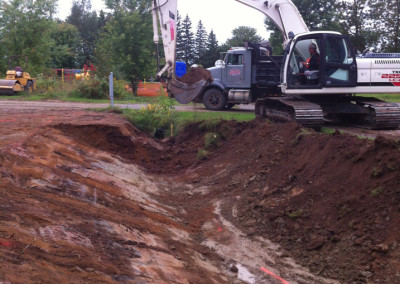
[57,0,270,43]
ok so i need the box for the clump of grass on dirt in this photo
[204,132,221,149]
[196,149,209,160]
[371,166,384,178]
[286,209,303,219]
[292,128,312,146]
[338,204,353,218]
[371,186,384,196]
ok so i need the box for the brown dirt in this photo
[1,107,400,283]
[177,67,213,85]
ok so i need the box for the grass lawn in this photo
[355,93,400,102]
[173,110,255,123]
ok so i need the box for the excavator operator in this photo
[302,43,320,71]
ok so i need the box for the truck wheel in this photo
[203,89,226,110]
[24,81,33,93]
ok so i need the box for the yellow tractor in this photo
[0,55,36,95]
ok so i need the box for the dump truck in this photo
[0,55,36,95]
[152,0,400,129]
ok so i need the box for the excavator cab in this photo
[285,32,357,91]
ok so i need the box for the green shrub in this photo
[35,73,60,92]
[112,79,134,100]
[125,96,176,135]
[69,75,109,99]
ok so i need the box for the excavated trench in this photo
[1,108,400,283]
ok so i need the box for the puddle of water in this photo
[202,201,340,284]
[237,264,256,284]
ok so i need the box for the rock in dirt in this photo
[229,264,239,273]
[307,236,326,251]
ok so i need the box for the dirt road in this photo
[1,100,400,283]
[0,99,253,112]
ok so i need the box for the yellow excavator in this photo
[0,55,36,95]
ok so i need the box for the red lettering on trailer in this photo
[382,74,400,79]
[382,74,400,86]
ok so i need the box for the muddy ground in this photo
[1,105,400,283]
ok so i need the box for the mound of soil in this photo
[167,120,400,283]
[177,67,213,85]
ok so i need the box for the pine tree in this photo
[194,20,208,64]
[175,12,185,62]
[178,14,195,66]
[201,30,220,68]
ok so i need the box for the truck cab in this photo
[210,48,252,89]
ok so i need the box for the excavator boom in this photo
[235,0,308,43]
[152,0,178,79]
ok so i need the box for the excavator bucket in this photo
[0,80,23,95]
[169,78,207,104]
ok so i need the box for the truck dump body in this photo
[245,42,283,99]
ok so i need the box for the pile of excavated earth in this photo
[1,107,400,283]
[177,67,213,84]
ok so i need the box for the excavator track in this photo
[256,96,400,130]
[255,97,324,128]
[354,98,400,129]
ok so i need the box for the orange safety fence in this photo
[136,82,167,97]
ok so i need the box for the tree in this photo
[194,20,208,64]
[67,0,104,67]
[49,22,81,68]
[0,0,57,74]
[201,30,220,68]
[370,0,400,52]
[175,12,185,63]
[96,0,156,90]
[292,0,340,31]
[225,26,262,48]
[336,0,370,53]
[178,14,195,66]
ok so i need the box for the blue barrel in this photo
[175,61,186,78]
